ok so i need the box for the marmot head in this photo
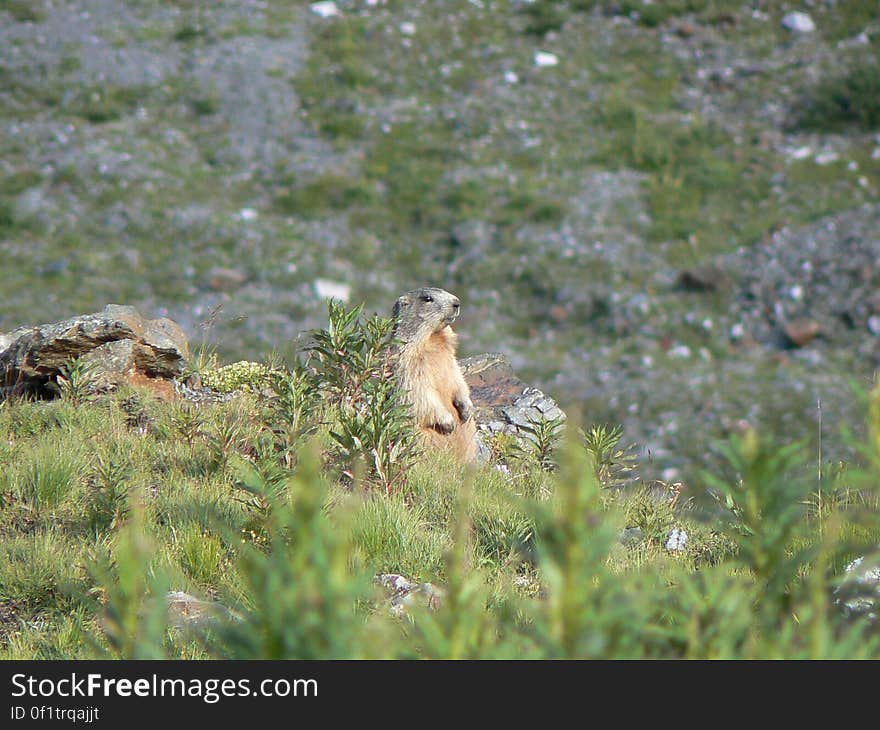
[392,287,461,343]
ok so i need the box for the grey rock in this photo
[376,573,444,615]
[0,304,190,397]
[461,353,566,452]
[781,12,816,34]
[166,591,240,629]
[665,527,689,552]
[835,554,880,619]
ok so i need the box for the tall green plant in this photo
[209,446,372,659]
[308,300,420,493]
[90,505,169,659]
[530,441,651,657]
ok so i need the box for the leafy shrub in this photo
[307,300,420,493]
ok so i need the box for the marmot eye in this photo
[422,295,433,302]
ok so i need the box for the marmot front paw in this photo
[433,410,458,434]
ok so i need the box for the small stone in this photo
[790,146,812,160]
[534,51,558,67]
[781,11,815,33]
[868,316,880,336]
[314,278,351,302]
[310,1,340,18]
[399,21,416,35]
[815,151,839,166]
[665,528,688,552]
[237,208,258,221]
[167,591,239,628]
[503,70,519,84]
[661,467,680,482]
[620,527,644,547]
[668,344,691,359]
[676,21,696,38]
[206,267,248,292]
[783,319,821,347]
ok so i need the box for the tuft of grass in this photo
[6,441,87,513]
[66,85,151,124]
[172,522,230,588]
[272,173,376,219]
[793,51,880,133]
[0,531,88,614]
[0,0,45,22]
[350,493,448,580]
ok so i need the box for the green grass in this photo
[793,50,880,133]
[2,330,880,658]
[0,0,45,23]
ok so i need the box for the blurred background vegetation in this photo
[2,0,880,482]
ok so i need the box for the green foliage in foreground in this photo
[2,304,880,659]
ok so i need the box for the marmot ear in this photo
[392,295,411,318]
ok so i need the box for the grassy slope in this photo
[0,371,879,659]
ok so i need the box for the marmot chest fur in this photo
[392,287,476,461]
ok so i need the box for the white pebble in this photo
[534,51,558,67]
[310,2,340,18]
[399,21,416,35]
[815,151,839,166]
[781,11,815,33]
[314,279,351,302]
[503,70,519,84]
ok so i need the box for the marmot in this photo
[391,287,476,461]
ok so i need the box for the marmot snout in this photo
[392,287,476,461]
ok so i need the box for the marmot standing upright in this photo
[392,287,476,461]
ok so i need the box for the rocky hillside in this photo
[1,0,879,484]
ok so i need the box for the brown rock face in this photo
[0,304,190,398]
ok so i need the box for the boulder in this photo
[0,304,190,398]
[461,352,566,456]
